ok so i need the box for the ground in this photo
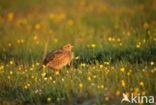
[0,0,156,105]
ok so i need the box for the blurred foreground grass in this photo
[0,0,156,104]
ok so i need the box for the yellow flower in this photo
[10,71,13,75]
[134,87,139,94]
[108,37,112,41]
[8,43,12,47]
[93,75,97,78]
[104,61,110,65]
[19,40,23,44]
[87,76,91,81]
[49,13,55,19]
[36,62,40,66]
[7,12,14,21]
[47,97,52,102]
[53,80,56,84]
[100,85,104,89]
[97,85,100,89]
[121,79,126,87]
[112,38,115,42]
[30,67,33,71]
[56,13,66,21]
[49,76,52,80]
[79,83,83,88]
[136,42,141,48]
[24,85,28,89]
[62,78,64,82]
[55,71,60,75]
[35,23,41,30]
[49,13,66,22]
[91,44,96,48]
[44,77,48,81]
[32,64,35,68]
[0,65,4,70]
[75,56,80,60]
[119,43,123,46]
[21,39,25,44]
[31,76,34,79]
[41,72,46,77]
[7,76,11,79]
[150,61,154,66]
[9,61,14,65]
[143,39,146,43]
[142,91,146,95]
[139,81,144,87]
[117,38,121,42]
[42,65,46,69]
[127,72,131,76]
[27,83,30,87]
[143,22,149,29]
[33,35,38,40]
[99,64,103,68]
[120,67,125,72]
[136,44,140,48]
[67,19,74,26]
[80,63,86,67]
[116,90,121,96]
[105,97,109,101]
[54,38,58,43]
[17,40,20,44]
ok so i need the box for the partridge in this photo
[43,44,73,70]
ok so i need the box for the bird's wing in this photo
[43,49,63,65]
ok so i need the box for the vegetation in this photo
[0,0,156,104]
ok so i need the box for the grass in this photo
[0,0,156,104]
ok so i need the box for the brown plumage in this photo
[43,44,73,70]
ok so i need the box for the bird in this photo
[43,44,74,71]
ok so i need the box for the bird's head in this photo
[63,44,73,51]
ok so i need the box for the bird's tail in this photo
[39,36,49,71]
[42,37,49,62]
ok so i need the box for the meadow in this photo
[0,0,156,105]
